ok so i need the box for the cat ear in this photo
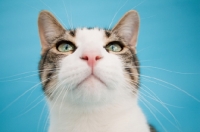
[112,10,139,47]
[38,10,65,54]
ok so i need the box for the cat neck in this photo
[47,95,150,132]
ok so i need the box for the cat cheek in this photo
[58,57,88,84]
[94,57,124,87]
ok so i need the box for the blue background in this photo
[0,0,200,132]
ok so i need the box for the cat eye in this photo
[57,41,75,52]
[105,42,123,52]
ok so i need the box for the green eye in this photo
[105,43,123,52]
[57,41,75,52]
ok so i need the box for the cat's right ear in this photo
[38,11,65,54]
[112,10,139,48]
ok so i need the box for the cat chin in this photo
[68,77,110,104]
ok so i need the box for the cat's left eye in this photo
[57,41,75,52]
[105,42,123,52]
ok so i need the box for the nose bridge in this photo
[82,40,102,55]
[83,47,100,55]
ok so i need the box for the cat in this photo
[38,10,156,132]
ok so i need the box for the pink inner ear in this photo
[112,10,139,48]
[38,11,65,54]
[38,20,49,54]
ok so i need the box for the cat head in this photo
[38,10,140,105]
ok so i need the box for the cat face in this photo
[38,10,140,105]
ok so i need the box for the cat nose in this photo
[81,53,102,67]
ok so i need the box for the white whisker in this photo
[140,74,200,102]
[108,0,129,29]
[139,96,168,132]
[0,73,39,83]
[0,73,59,114]
[0,68,60,81]
[124,65,200,75]
[68,0,74,29]
[14,97,45,119]
[20,1,40,11]
[140,15,156,20]
[131,0,146,9]
[39,0,67,28]
[61,0,73,29]
[37,103,48,132]
[139,83,181,129]
[126,72,200,102]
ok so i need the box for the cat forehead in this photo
[75,28,107,46]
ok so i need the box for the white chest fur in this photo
[48,96,150,132]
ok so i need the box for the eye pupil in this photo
[64,44,69,50]
[112,45,118,51]
[111,45,114,50]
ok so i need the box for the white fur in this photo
[48,29,150,132]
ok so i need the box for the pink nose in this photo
[81,53,102,67]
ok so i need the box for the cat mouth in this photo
[77,74,106,88]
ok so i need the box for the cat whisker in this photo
[134,59,162,63]
[14,97,45,119]
[23,94,45,111]
[0,84,40,114]
[0,73,39,83]
[131,0,146,9]
[127,70,187,106]
[140,74,200,102]
[25,70,60,105]
[139,81,183,108]
[139,96,168,132]
[61,0,73,29]
[59,85,70,119]
[58,85,69,120]
[139,83,181,128]
[125,69,199,131]
[141,78,184,108]
[142,77,174,90]
[136,44,155,54]
[25,77,56,109]
[20,1,40,11]
[108,0,129,29]
[0,68,60,81]
[0,73,59,114]
[41,80,69,129]
[37,103,48,132]
[42,81,66,132]
[11,80,38,84]
[39,0,67,28]
[128,81,171,131]
[43,111,50,132]
[123,78,138,92]
[139,90,183,108]
[124,65,200,75]
[126,72,200,102]
[40,79,69,132]
[26,72,59,104]
[145,97,181,131]
[140,15,156,20]
[123,71,190,131]
[69,0,74,29]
